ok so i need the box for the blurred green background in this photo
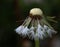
[0,0,60,47]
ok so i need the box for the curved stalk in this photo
[35,38,40,47]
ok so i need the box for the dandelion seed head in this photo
[15,8,57,40]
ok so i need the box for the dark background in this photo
[0,0,60,47]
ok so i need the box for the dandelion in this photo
[15,8,57,47]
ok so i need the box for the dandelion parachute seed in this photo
[15,8,57,39]
[22,26,29,36]
[15,25,24,34]
[29,26,35,39]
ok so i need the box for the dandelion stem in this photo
[35,38,40,47]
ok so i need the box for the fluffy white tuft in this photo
[47,29,53,37]
[15,24,57,39]
[36,24,45,39]
[22,27,29,36]
[15,25,24,34]
[28,26,35,39]
[44,25,49,31]
[44,25,56,37]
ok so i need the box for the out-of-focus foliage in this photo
[0,0,17,47]
[0,0,60,47]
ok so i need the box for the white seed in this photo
[15,25,24,34]
[22,27,29,36]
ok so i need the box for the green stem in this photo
[35,38,40,47]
